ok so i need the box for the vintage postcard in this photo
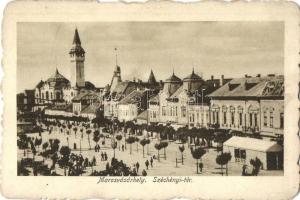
[1,1,299,199]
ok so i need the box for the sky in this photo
[17,21,284,92]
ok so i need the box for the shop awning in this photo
[224,136,283,152]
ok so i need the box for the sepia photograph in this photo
[2,1,299,199]
[17,21,285,177]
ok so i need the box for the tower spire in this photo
[115,47,118,66]
[73,28,81,45]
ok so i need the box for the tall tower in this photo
[110,48,122,92]
[69,28,85,87]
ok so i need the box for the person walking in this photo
[145,160,149,170]
[136,162,140,173]
[150,157,153,168]
[101,152,104,161]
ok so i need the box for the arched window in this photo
[46,91,49,100]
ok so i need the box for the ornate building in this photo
[34,28,96,111]
[208,74,284,138]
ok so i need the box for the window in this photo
[223,112,227,124]
[216,112,219,124]
[175,107,177,116]
[50,93,53,100]
[280,113,284,128]
[254,113,257,127]
[263,111,267,126]
[234,148,246,162]
[231,112,234,125]
[239,113,243,126]
[181,106,186,117]
[270,112,274,128]
[162,106,166,116]
[212,112,216,123]
[46,91,49,100]
[249,113,253,127]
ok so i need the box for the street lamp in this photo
[201,88,206,127]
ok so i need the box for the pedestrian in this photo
[136,162,140,173]
[101,152,104,161]
[199,162,203,173]
[145,160,149,170]
[92,156,96,166]
[104,152,108,161]
[150,157,153,167]
[242,164,247,176]
[142,169,147,176]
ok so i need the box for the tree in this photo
[17,134,29,157]
[111,140,117,158]
[86,129,92,150]
[59,146,71,176]
[73,127,78,139]
[80,128,84,139]
[126,136,136,154]
[115,135,123,151]
[154,143,163,162]
[178,145,185,164]
[93,130,100,145]
[140,139,148,158]
[135,137,140,152]
[145,139,151,155]
[191,147,206,174]
[161,141,168,160]
[216,152,232,176]
[214,131,231,153]
[34,138,42,152]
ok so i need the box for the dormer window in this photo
[228,83,239,91]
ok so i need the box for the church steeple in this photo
[73,28,81,45]
[110,48,122,92]
[69,28,85,87]
[148,69,157,84]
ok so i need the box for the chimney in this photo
[220,75,224,86]
[268,74,275,77]
[256,74,261,77]
[245,74,248,78]
[211,75,214,80]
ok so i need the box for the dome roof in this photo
[46,69,70,84]
[183,69,203,82]
[165,73,182,83]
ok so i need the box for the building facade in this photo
[208,74,284,138]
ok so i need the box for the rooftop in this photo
[208,75,284,98]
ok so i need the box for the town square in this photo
[17,22,284,176]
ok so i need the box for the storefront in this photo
[224,136,283,170]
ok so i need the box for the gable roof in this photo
[208,75,284,98]
[118,90,146,105]
[224,136,283,152]
[110,81,137,100]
